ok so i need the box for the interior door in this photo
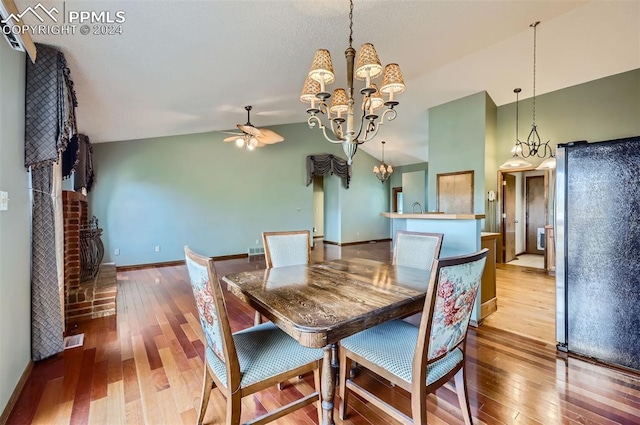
[525,176,545,254]
[504,174,516,262]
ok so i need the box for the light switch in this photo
[0,191,8,211]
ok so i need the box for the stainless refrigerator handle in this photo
[555,145,567,348]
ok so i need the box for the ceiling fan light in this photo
[355,43,383,81]
[308,49,335,84]
[235,137,245,148]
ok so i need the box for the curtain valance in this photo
[306,154,351,189]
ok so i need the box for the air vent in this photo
[0,16,25,52]
[0,0,37,61]
[63,333,85,350]
[248,247,265,256]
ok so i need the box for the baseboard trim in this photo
[481,297,498,319]
[0,360,33,424]
[116,260,186,271]
[322,239,392,247]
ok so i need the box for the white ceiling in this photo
[16,0,640,166]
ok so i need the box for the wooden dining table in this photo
[221,257,431,425]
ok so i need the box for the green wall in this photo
[0,44,32,414]
[427,91,489,215]
[90,123,389,265]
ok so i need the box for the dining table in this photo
[221,257,431,425]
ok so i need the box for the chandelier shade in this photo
[355,43,383,82]
[380,63,406,95]
[308,49,335,85]
[300,77,321,103]
[301,0,405,165]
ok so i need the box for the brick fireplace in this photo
[62,190,117,325]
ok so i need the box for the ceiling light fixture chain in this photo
[300,0,406,165]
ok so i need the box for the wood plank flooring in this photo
[6,241,640,424]
[481,264,556,343]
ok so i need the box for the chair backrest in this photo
[262,230,311,268]
[184,246,238,379]
[414,249,488,368]
[393,231,444,271]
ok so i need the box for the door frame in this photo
[497,168,549,263]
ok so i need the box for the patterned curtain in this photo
[306,154,351,188]
[30,166,64,360]
[25,44,77,360]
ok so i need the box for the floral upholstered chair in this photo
[184,246,323,425]
[393,231,443,326]
[338,249,488,425]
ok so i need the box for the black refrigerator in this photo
[555,136,640,372]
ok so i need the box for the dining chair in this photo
[393,230,444,271]
[263,230,311,269]
[393,230,443,326]
[338,249,489,425]
[184,246,323,425]
[256,230,311,325]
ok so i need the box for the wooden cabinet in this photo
[480,232,499,320]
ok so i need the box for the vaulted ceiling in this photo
[16,0,640,165]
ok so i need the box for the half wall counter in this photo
[380,212,497,324]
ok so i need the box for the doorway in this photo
[312,176,324,241]
[498,169,548,268]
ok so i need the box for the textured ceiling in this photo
[15,0,640,165]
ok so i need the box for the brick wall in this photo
[62,190,116,324]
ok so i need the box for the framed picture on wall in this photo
[437,170,474,214]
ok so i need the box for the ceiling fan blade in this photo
[222,131,243,135]
[255,128,285,144]
[237,124,264,137]
[223,135,242,142]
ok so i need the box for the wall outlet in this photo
[255,239,259,245]
[114,248,120,256]
[0,191,8,211]
[155,245,161,252]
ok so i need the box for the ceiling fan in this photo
[223,105,284,150]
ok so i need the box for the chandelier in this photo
[300,0,405,165]
[373,140,393,183]
[500,21,555,170]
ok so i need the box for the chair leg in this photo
[410,378,427,425]
[454,367,473,425]
[314,362,323,425]
[225,390,242,425]
[254,311,262,326]
[338,348,352,420]
[197,366,215,425]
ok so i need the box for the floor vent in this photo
[248,247,265,256]
[63,333,85,350]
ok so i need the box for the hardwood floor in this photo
[481,264,556,343]
[6,241,640,424]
